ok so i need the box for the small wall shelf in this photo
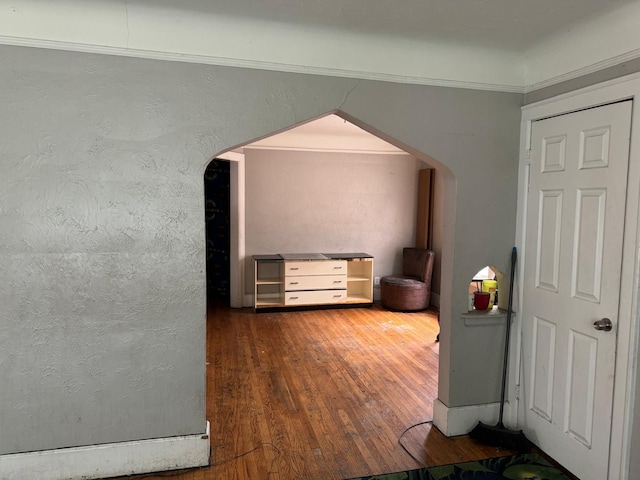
[462,307,509,327]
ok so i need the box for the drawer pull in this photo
[289,296,299,300]
[290,267,299,271]
[333,266,343,269]
[289,282,299,285]
[333,294,343,298]
[333,281,343,284]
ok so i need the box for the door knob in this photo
[594,318,613,331]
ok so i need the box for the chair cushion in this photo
[380,275,424,288]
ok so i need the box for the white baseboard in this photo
[244,294,254,308]
[433,399,502,436]
[0,422,210,480]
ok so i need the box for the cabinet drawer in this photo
[285,260,346,276]
[285,289,347,305]
[285,275,346,291]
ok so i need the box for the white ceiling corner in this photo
[244,114,407,154]
[1,0,640,93]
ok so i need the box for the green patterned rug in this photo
[347,452,571,479]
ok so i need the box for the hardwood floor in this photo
[123,303,513,480]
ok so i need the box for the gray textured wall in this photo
[0,44,521,455]
[244,149,422,297]
[338,84,523,405]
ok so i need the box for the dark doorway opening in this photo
[204,159,231,305]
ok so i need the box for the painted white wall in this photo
[243,148,420,299]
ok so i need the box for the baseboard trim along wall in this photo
[0,422,210,480]
[433,399,502,436]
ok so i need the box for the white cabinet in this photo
[345,257,374,303]
[284,274,346,291]
[254,255,284,308]
[253,253,373,311]
[284,260,346,276]
[284,259,347,306]
[285,289,348,306]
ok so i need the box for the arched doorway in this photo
[204,112,453,314]
[202,112,456,473]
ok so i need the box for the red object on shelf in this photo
[474,291,491,310]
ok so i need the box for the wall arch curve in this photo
[207,110,455,315]
[198,76,520,432]
[0,45,522,463]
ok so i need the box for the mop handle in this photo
[498,247,517,425]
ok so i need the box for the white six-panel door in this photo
[521,101,632,480]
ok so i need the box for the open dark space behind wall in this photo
[204,159,231,304]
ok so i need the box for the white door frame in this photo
[515,73,640,480]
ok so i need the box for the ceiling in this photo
[246,114,403,154]
[1,1,638,91]
[130,0,635,52]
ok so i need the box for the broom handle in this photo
[498,247,517,426]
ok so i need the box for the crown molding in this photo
[0,35,525,94]
[524,48,640,94]
[6,34,639,96]
[242,145,411,155]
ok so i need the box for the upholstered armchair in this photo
[380,248,435,311]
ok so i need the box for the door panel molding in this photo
[530,316,556,422]
[579,127,611,170]
[571,188,606,302]
[536,189,563,292]
[542,135,567,172]
[564,329,597,448]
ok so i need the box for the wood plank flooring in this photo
[121,303,514,480]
